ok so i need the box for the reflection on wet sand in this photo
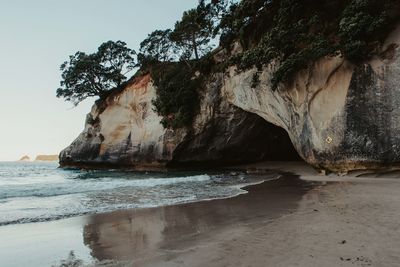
[83,175,316,265]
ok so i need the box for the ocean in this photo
[0,161,274,226]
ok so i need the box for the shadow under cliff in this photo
[169,112,302,169]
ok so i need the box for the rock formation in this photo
[34,155,59,161]
[60,25,400,173]
[60,74,299,170]
[18,155,30,162]
[223,25,400,172]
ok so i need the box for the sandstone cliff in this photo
[223,25,400,172]
[60,25,400,172]
[60,73,299,170]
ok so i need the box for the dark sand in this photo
[2,162,400,266]
[82,174,314,266]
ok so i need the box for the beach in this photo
[1,162,400,266]
[2,0,400,266]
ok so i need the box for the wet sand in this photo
[2,162,400,266]
[82,174,314,266]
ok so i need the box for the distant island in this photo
[17,155,59,162]
[18,155,30,161]
[34,155,59,161]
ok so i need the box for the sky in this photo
[0,0,198,161]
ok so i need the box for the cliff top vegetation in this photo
[57,0,400,128]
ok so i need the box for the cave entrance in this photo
[224,113,302,164]
[170,112,302,168]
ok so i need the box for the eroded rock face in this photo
[170,74,299,168]
[60,75,183,169]
[59,74,299,170]
[223,25,400,172]
[60,25,400,172]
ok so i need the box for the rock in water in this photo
[60,25,400,173]
[18,155,30,161]
[59,74,299,170]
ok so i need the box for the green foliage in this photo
[140,1,229,129]
[57,0,398,128]
[270,35,338,88]
[139,29,178,63]
[57,41,136,105]
[151,64,201,129]
[236,0,337,89]
[338,0,390,61]
[222,0,396,89]
[170,4,215,60]
[218,0,273,48]
[139,1,228,65]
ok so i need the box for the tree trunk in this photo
[192,34,199,60]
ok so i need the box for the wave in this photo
[0,162,276,227]
[0,191,215,226]
[0,174,211,200]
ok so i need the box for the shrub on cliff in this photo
[57,0,399,128]
[338,0,392,61]
[56,41,137,105]
[138,1,223,128]
[151,63,201,129]
[219,0,398,89]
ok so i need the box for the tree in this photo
[139,29,178,63]
[151,63,200,128]
[201,0,235,30]
[171,5,214,60]
[338,0,389,61]
[56,40,136,105]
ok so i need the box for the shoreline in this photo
[0,170,281,227]
[2,162,400,266]
[0,179,273,227]
[0,170,314,267]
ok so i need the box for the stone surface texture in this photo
[60,25,400,172]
